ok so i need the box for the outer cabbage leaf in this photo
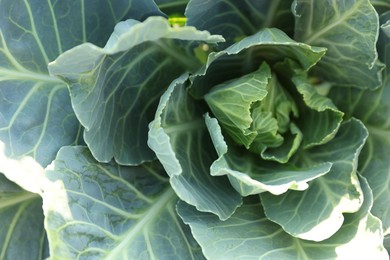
[49,16,223,166]
[0,0,160,191]
[43,146,203,259]
[0,174,48,259]
[261,119,367,241]
[186,0,295,47]
[148,74,242,221]
[177,176,388,259]
[293,0,384,89]
[205,113,332,196]
[329,11,390,236]
[360,131,390,236]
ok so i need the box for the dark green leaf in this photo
[329,11,390,236]
[148,74,242,220]
[43,146,203,259]
[0,174,48,260]
[294,0,384,89]
[177,176,388,259]
[261,119,368,241]
[0,0,160,190]
[186,0,295,47]
[49,17,223,165]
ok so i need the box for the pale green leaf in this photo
[294,0,384,89]
[251,73,301,162]
[261,119,367,241]
[43,146,203,259]
[204,62,302,161]
[177,176,388,259]
[192,32,339,163]
[267,58,344,150]
[204,62,273,149]
[190,28,326,99]
[205,114,331,196]
[292,73,344,148]
[0,174,48,260]
[259,123,303,163]
[148,74,242,220]
[49,16,223,165]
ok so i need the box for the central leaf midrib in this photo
[154,41,199,70]
[367,125,390,141]
[164,118,205,134]
[0,191,39,209]
[262,0,282,28]
[303,3,361,44]
[106,188,176,258]
[0,200,30,260]
[292,238,310,260]
[0,68,63,83]
[224,1,257,34]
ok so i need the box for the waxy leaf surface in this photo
[329,11,390,237]
[148,74,242,220]
[0,174,48,260]
[186,0,294,47]
[178,176,387,259]
[294,0,383,89]
[43,146,203,259]
[49,17,223,165]
[261,119,367,241]
[0,0,161,189]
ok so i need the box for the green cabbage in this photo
[0,0,389,258]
